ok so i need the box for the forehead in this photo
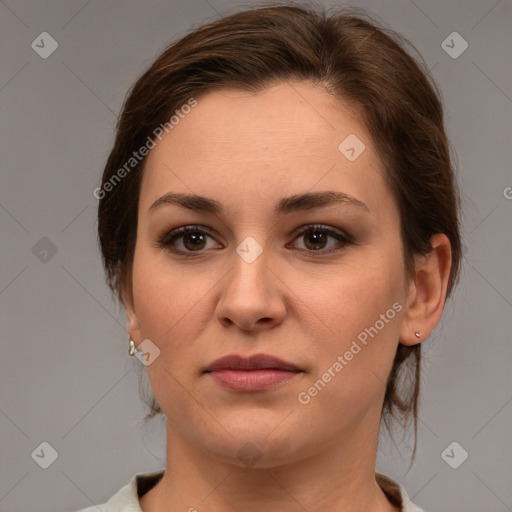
[140,82,389,216]
[156,82,368,158]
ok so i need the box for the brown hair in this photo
[97,2,461,459]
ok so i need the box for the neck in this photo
[140,417,399,512]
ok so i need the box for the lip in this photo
[204,354,303,392]
[205,354,301,372]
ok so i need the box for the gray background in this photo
[1,0,511,511]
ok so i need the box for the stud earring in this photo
[128,339,137,356]
[415,332,421,339]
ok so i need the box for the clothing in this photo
[74,469,425,512]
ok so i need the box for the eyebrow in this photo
[148,191,370,216]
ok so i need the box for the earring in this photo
[415,332,421,339]
[128,339,137,356]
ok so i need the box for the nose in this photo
[215,247,287,333]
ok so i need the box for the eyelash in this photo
[156,224,353,256]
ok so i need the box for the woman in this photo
[81,3,461,511]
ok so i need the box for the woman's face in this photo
[126,81,412,466]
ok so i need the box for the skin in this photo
[125,81,452,512]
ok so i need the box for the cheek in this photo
[291,251,406,411]
[296,252,405,342]
[295,282,404,430]
[131,246,213,344]
[130,249,208,417]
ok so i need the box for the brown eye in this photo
[182,232,207,251]
[290,225,351,254]
[303,230,328,250]
[158,226,221,254]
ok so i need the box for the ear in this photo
[399,233,452,346]
[123,267,141,344]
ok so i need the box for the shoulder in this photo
[72,470,165,512]
[376,472,426,512]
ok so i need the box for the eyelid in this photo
[291,223,352,240]
[157,224,219,249]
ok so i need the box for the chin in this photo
[188,417,316,469]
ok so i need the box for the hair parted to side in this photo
[97,2,461,461]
